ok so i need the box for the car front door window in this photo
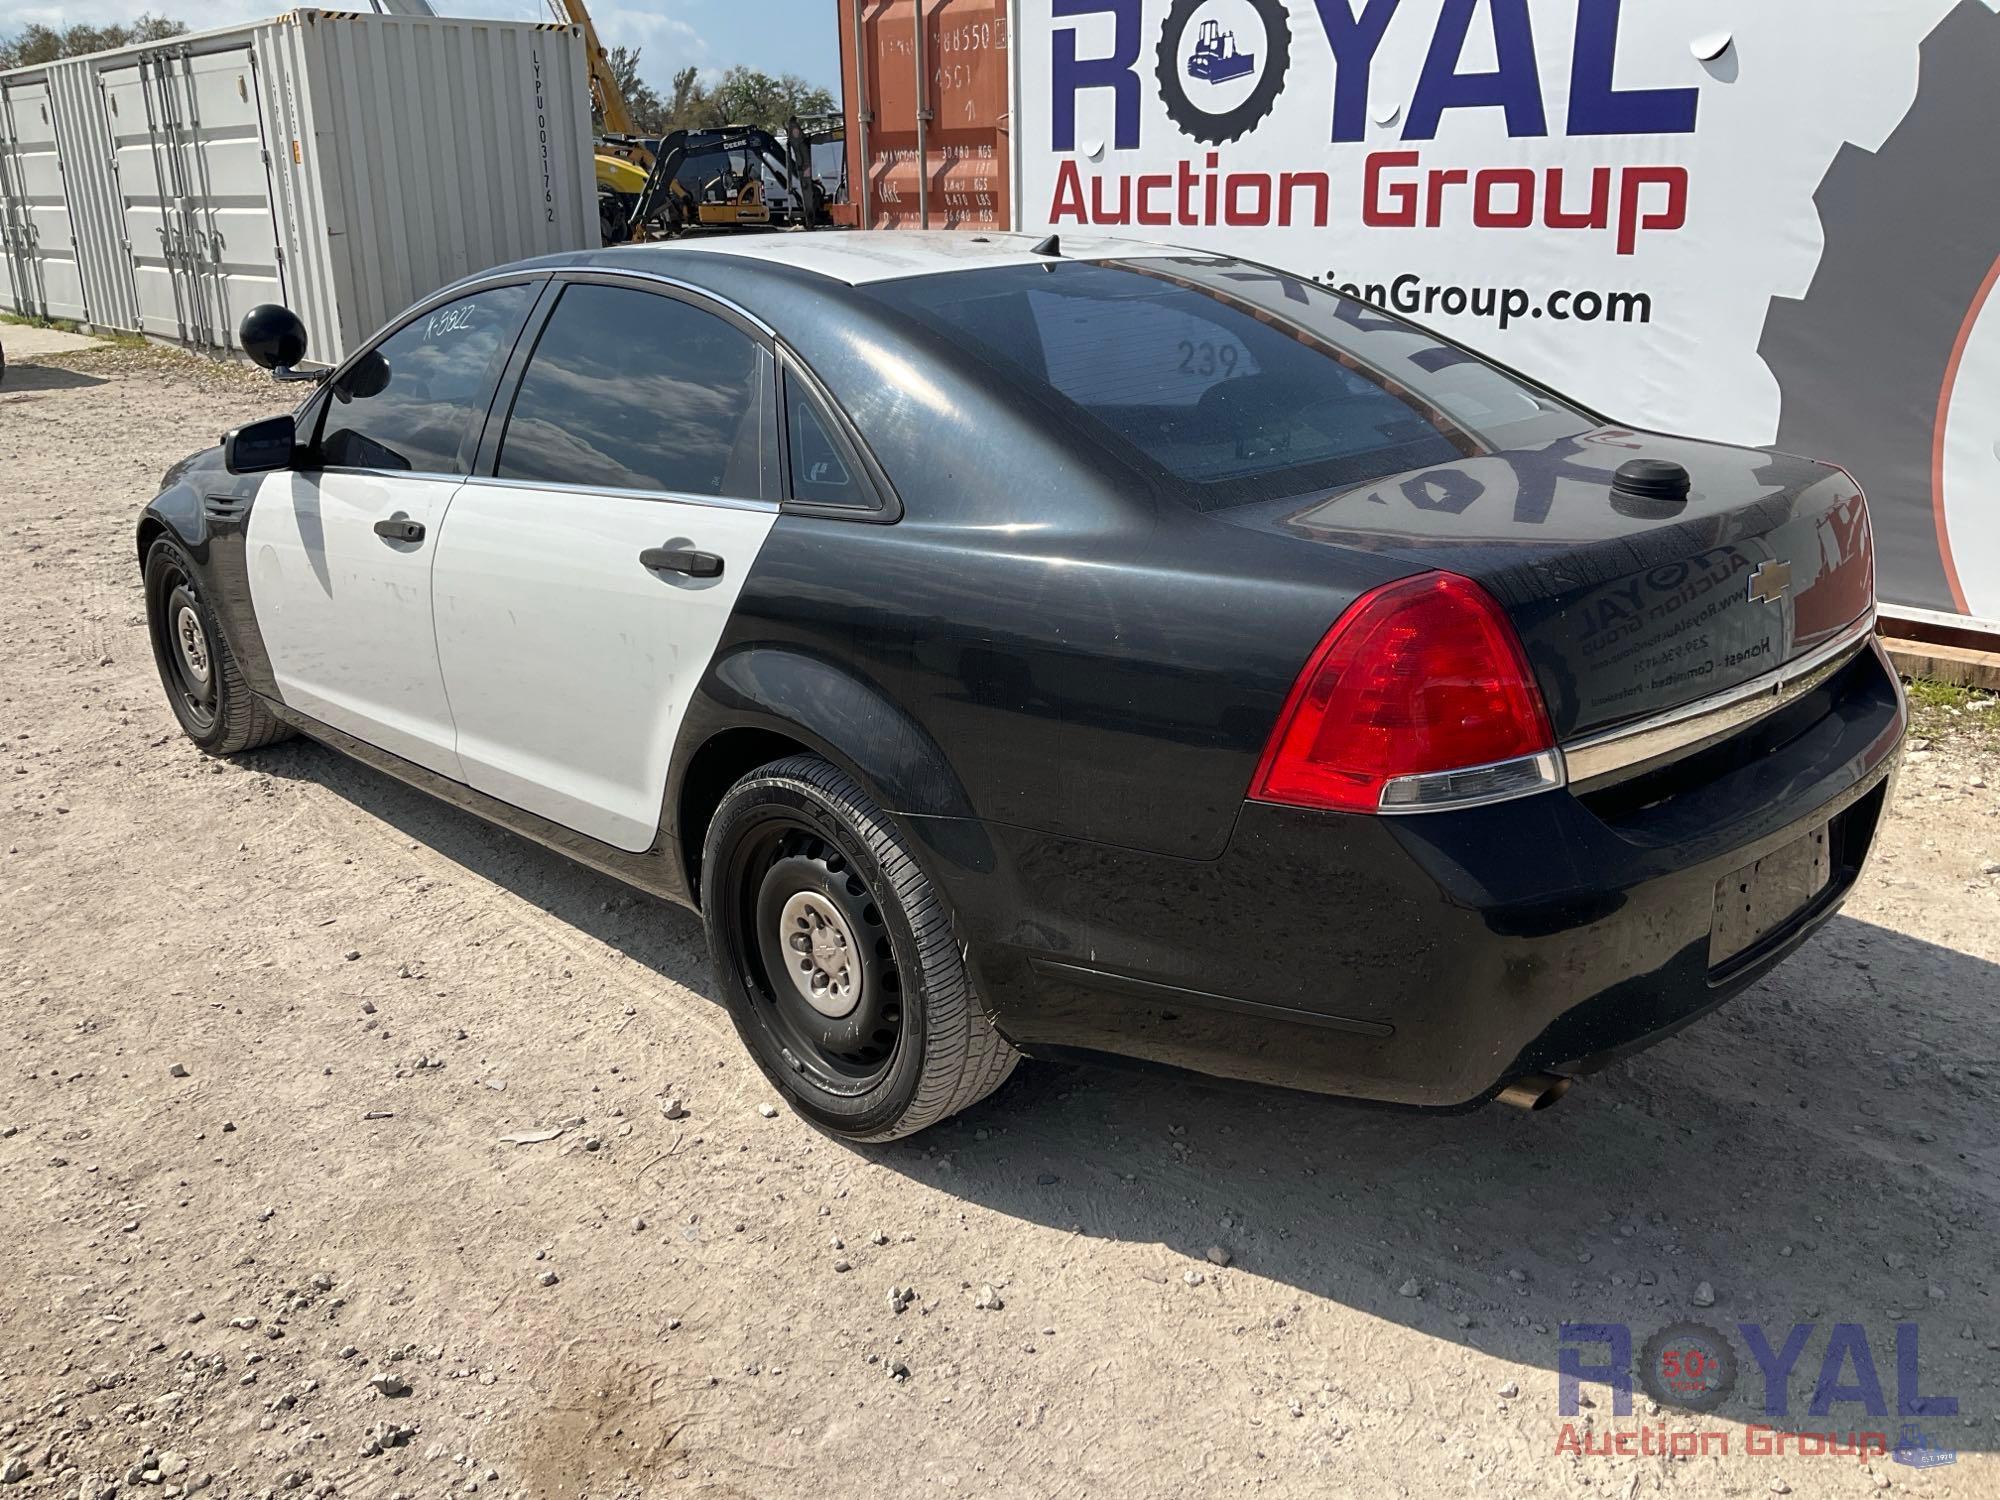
[320,283,534,474]
[494,281,774,498]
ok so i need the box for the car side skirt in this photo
[260,697,696,908]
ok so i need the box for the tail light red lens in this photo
[1251,571,1558,814]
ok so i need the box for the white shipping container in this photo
[0,69,88,324]
[0,8,597,364]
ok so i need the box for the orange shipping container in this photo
[837,0,1011,231]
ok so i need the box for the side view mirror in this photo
[224,413,297,474]
[240,304,323,384]
[339,348,392,401]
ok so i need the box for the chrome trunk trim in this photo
[1561,611,1879,786]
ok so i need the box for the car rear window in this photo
[862,257,1591,509]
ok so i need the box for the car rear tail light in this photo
[1250,571,1564,815]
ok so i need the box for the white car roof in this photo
[614,230,1198,286]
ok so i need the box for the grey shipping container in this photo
[0,8,598,365]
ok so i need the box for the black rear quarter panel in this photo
[688,265,1415,858]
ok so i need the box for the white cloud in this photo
[597,2,710,80]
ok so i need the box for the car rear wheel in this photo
[701,754,1018,1140]
[144,536,293,755]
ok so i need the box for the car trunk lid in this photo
[1225,427,1875,743]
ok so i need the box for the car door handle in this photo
[640,547,723,578]
[373,517,425,543]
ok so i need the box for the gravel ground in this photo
[2,340,1997,1499]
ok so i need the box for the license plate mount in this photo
[1709,823,1832,970]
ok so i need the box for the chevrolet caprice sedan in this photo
[138,232,1902,1139]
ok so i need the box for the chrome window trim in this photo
[566,264,778,339]
[1561,610,1879,786]
[454,474,780,515]
[314,467,466,484]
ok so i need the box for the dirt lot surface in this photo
[3,341,1998,1500]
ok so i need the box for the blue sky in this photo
[11,0,845,92]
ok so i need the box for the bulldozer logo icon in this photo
[1187,18,1256,84]
[1157,0,1292,145]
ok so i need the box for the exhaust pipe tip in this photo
[1496,1072,1572,1111]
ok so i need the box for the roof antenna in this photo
[1029,234,1062,257]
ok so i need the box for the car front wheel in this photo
[701,754,1018,1140]
[143,537,292,755]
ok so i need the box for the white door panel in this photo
[431,484,778,852]
[0,79,87,323]
[103,50,282,349]
[247,470,464,777]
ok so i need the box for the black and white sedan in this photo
[138,232,1902,1139]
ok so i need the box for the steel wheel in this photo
[143,535,293,755]
[158,567,217,732]
[732,827,905,1095]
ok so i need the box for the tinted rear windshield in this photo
[863,256,1592,509]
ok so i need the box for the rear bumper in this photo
[915,637,1904,1107]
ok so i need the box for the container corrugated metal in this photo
[271,10,597,359]
[838,0,1011,231]
[0,10,596,363]
[47,57,141,333]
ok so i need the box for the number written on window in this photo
[319,284,532,474]
[1176,340,1239,378]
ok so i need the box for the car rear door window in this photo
[496,283,772,499]
[319,283,533,475]
[783,371,874,509]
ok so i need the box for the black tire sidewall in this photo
[702,771,936,1138]
[144,537,229,750]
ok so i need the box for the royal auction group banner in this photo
[1014,0,2000,622]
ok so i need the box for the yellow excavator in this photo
[548,0,815,242]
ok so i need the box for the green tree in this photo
[663,65,710,133]
[700,66,835,131]
[601,43,667,135]
[0,14,186,69]
[583,47,836,140]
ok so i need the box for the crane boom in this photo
[543,0,641,139]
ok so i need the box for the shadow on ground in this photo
[267,735,1999,1450]
[1,362,108,393]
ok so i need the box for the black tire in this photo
[598,190,630,246]
[143,537,293,755]
[701,754,1018,1141]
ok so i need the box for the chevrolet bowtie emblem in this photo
[1747,559,1792,605]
